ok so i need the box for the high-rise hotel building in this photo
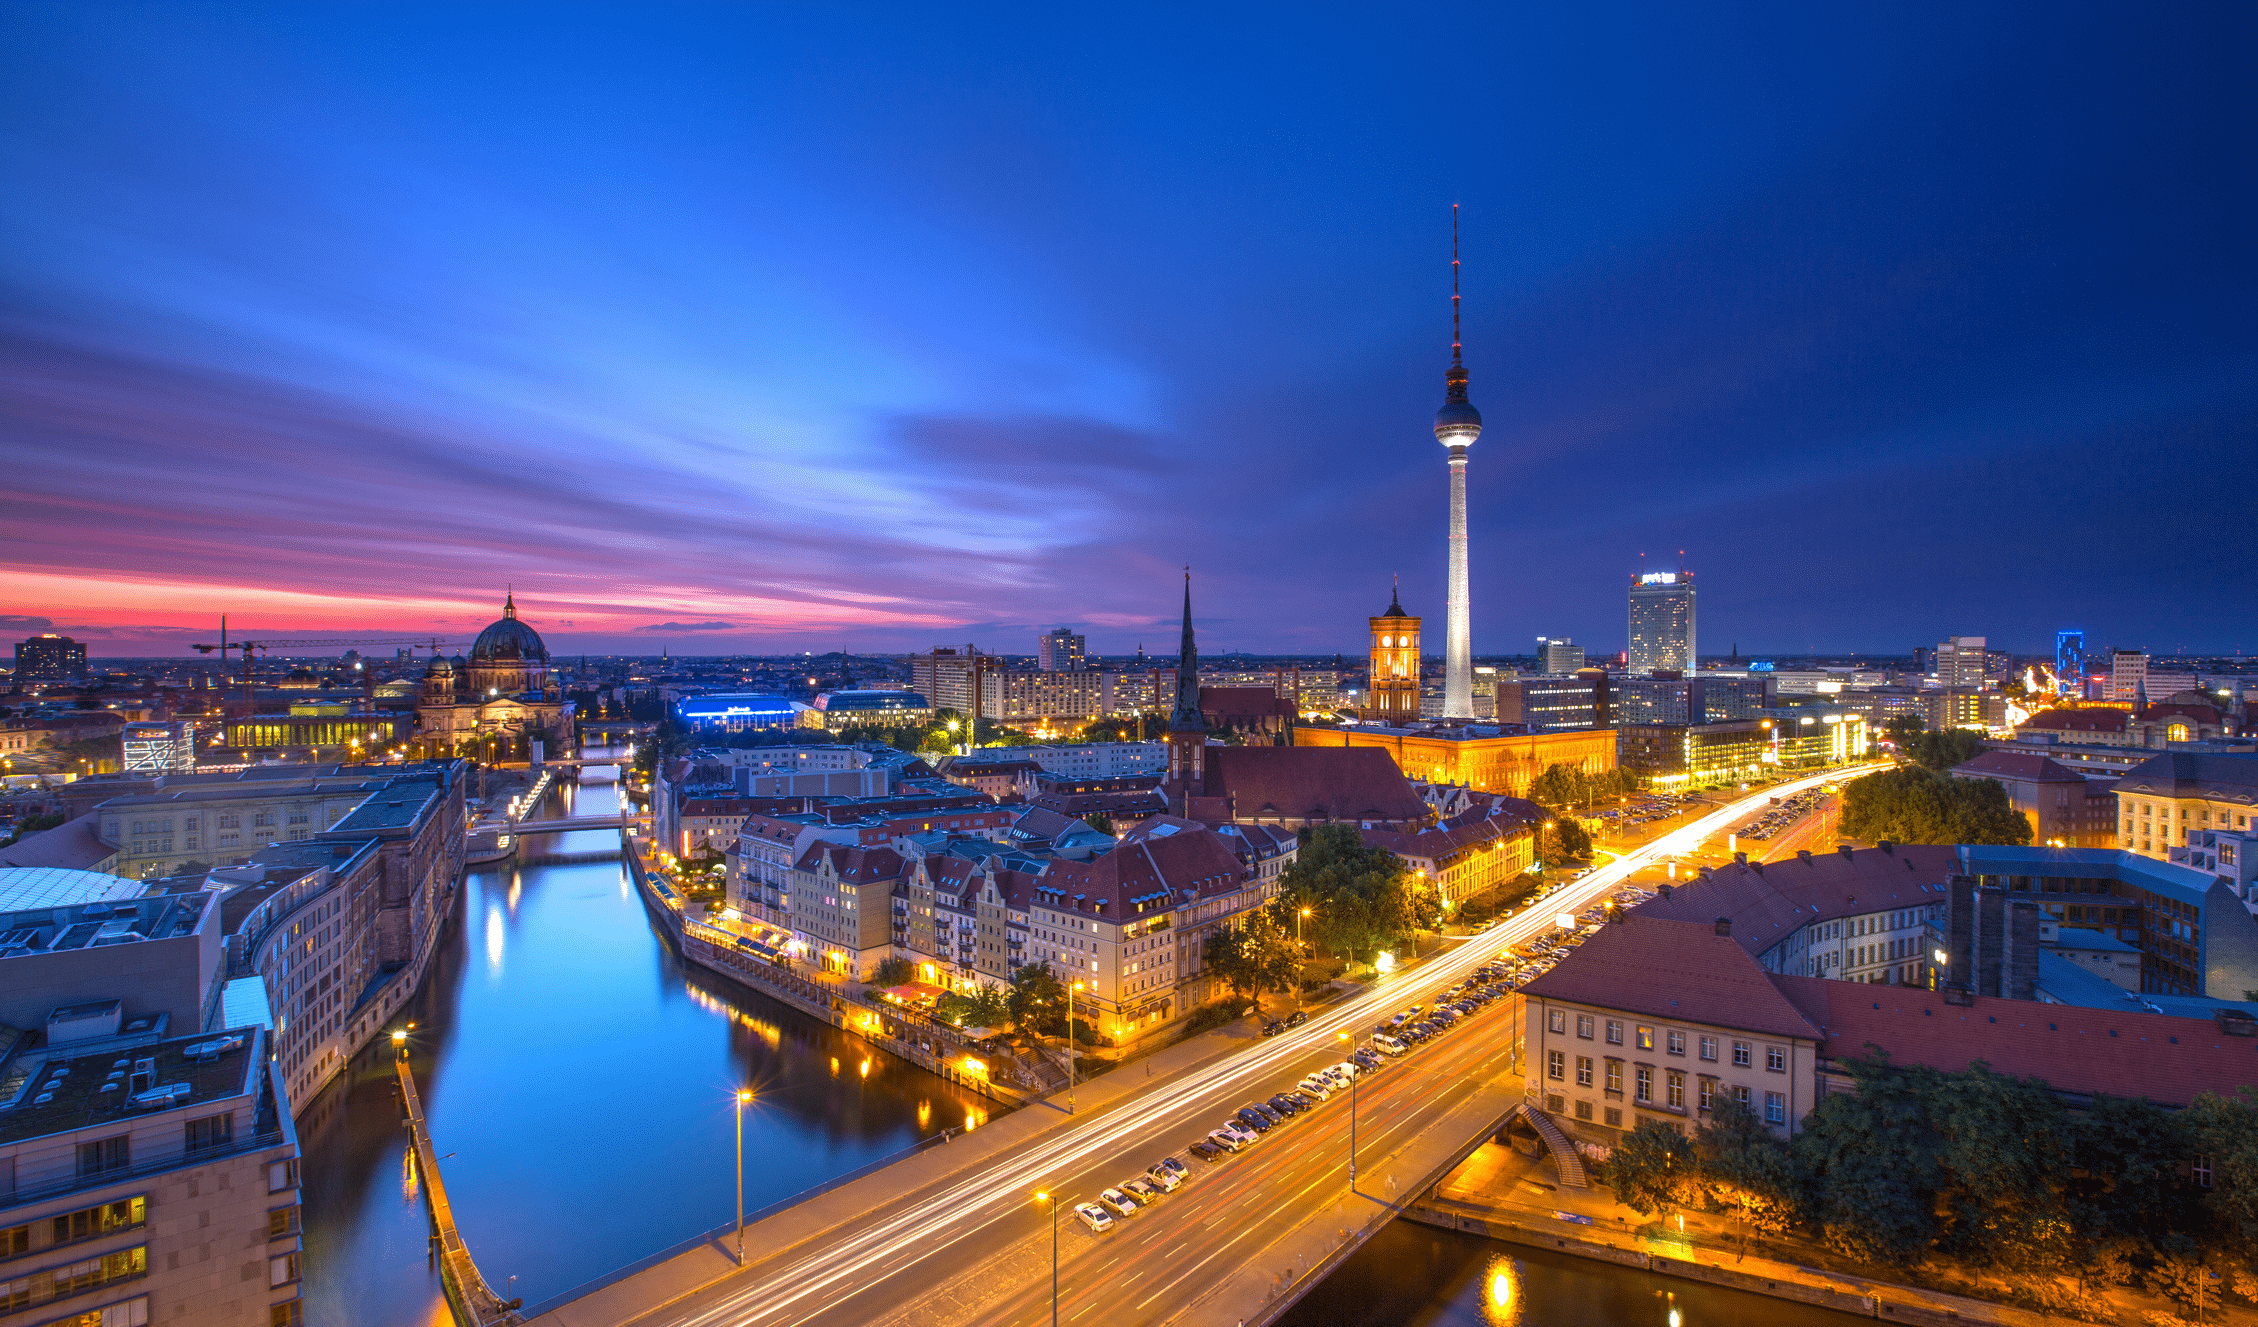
[1627,570,1696,675]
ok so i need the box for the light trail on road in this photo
[649,764,1887,1327]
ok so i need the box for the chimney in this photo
[1977,884,2007,999]
[1734,852,1748,867]
[1714,916,1732,937]
[1797,849,1813,864]
[2008,900,2040,1001]
[1947,873,1977,996]
[1838,844,1854,861]
[1880,840,1895,855]
[1657,883,1674,900]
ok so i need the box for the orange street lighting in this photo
[734,1089,753,1264]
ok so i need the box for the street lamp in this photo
[1034,1190,1061,1327]
[1338,1030,1358,1193]
[1067,980,1085,1114]
[734,1089,753,1264]
[390,1028,408,1062]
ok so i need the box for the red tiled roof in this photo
[2017,709,2127,734]
[1951,751,2083,783]
[1041,824,1247,916]
[1631,845,1960,957]
[1198,686,1294,718]
[1363,803,1541,861]
[1771,975,2258,1108]
[1518,917,1825,1042]
[1181,746,1428,825]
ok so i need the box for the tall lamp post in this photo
[1295,907,1312,1010]
[1066,980,1084,1114]
[1338,1030,1358,1193]
[734,1089,752,1264]
[1034,1190,1061,1327]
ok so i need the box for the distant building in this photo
[1935,636,1988,688]
[1294,723,1614,802]
[1949,750,2119,847]
[2113,751,2258,860]
[1626,571,1695,675]
[2109,648,2147,703]
[1037,628,1086,672]
[120,721,196,774]
[674,693,810,731]
[412,594,575,761]
[1362,585,1422,723]
[1494,673,1604,732]
[1615,720,1770,786]
[1199,686,1295,742]
[811,689,932,731]
[12,633,87,682]
[1612,674,1766,727]
[2056,630,2086,688]
[1536,638,1584,674]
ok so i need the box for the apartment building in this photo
[0,1028,303,1326]
[2115,751,2258,858]
[789,844,905,980]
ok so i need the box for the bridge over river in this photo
[515,766,1875,1327]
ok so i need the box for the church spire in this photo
[1387,572,1405,617]
[1169,568,1203,730]
[504,586,517,620]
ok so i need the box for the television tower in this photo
[1434,205,1482,720]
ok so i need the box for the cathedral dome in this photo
[469,594,548,663]
[423,653,455,676]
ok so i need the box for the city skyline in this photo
[6,6,2254,659]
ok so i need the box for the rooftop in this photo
[0,1026,264,1146]
[0,815,116,873]
[0,866,143,911]
[1519,916,1825,1042]
[2116,751,2258,801]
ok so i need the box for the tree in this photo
[870,956,916,988]
[1838,766,2031,846]
[1882,713,1927,747]
[1081,813,1115,836]
[2189,1086,2258,1256]
[1202,908,1299,1009]
[934,984,1008,1029]
[1793,1054,1946,1263]
[2068,1093,2197,1254]
[1278,825,1437,962]
[1606,1119,1694,1217]
[1692,1097,1800,1235]
[1007,962,1070,1038]
[1537,818,1591,866]
[1929,1064,2076,1271]
[1905,728,1987,772]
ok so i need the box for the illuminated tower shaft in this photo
[1444,444,1471,718]
[1433,207,1481,720]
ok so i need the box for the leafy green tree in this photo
[1905,728,1987,772]
[1882,712,1927,747]
[1929,1065,2075,1270]
[2189,1086,2258,1255]
[934,984,1008,1029]
[1692,1097,1800,1235]
[2068,1093,2197,1253]
[870,956,916,988]
[1007,962,1070,1038]
[1537,818,1592,865]
[1201,908,1299,1009]
[1081,813,1115,836]
[1278,825,1437,962]
[1606,1119,1694,1217]
[1793,1055,1946,1263]
[1838,766,2031,846]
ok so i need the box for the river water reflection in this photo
[296,759,993,1326]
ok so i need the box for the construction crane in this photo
[190,615,455,710]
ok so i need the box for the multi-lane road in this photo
[620,764,1885,1327]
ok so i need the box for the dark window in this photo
[185,1112,234,1155]
[75,1136,129,1179]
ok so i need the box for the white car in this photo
[1217,1121,1259,1147]
[1372,1034,1408,1056]
[1099,1187,1140,1217]
[1207,1128,1246,1152]
[1298,1076,1334,1100]
[1144,1165,1183,1193]
[1328,1062,1359,1083]
[1076,1203,1115,1233]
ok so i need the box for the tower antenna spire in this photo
[1451,202,1462,368]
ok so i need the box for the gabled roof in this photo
[1182,746,1427,824]
[794,843,905,882]
[1519,917,1824,1042]
[1631,845,1960,957]
[2017,709,2127,734]
[0,815,115,872]
[1771,974,2257,1108]
[1040,824,1247,917]
[2116,752,2258,801]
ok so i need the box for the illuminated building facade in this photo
[1362,582,1422,723]
[1616,720,1770,786]
[1493,673,1604,732]
[12,633,87,682]
[1537,638,1584,674]
[223,703,409,758]
[1627,571,1695,675]
[2115,752,2258,860]
[2109,649,2148,703]
[1293,723,1614,799]
[412,595,574,760]
[121,721,195,773]
[1037,628,1086,672]
[1935,636,1988,688]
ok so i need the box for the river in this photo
[294,756,994,1326]
[295,753,1853,1327]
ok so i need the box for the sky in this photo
[3,4,2254,661]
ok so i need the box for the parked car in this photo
[1076,1203,1116,1233]
[1261,1020,1285,1038]
[1352,1049,1382,1071]
[1188,1140,1225,1162]
[1285,1009,1309,1027]
[1206,1128,1246,1152]
[1267,1093,1304,1117]
[1373,1033,1408,1055]
[1234,1108,1275,1133]
[1099,1187,1141,1217]
[1286,1090,1321,1110]
[1217,1122,1259,1146]
[1121,1177,1161,1205]
[1153,1156,1191,1184]
[1298,1075,1335,1099]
